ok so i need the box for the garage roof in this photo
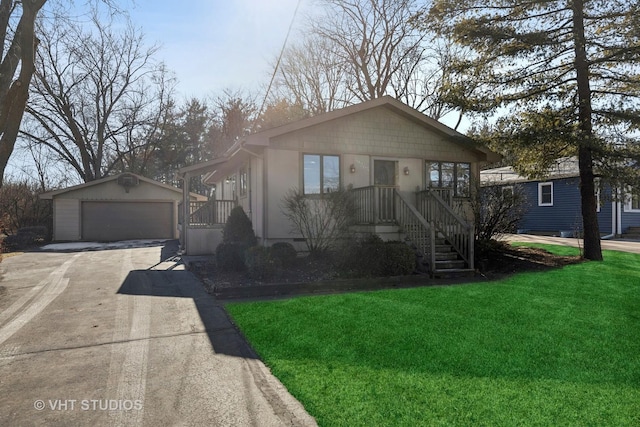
[40,173,202,200]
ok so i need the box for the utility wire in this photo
[253,0,303,131]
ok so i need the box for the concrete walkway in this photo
[501,234,640,255]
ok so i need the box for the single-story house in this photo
[40,173,205,241]
[178,96,500,275]
[480,158,640,237]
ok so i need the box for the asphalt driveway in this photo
[0,241,316,426]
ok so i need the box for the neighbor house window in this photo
[625,188,640,212]
[538,182,553,206]
[303,154,340,195]
[239,166,248,197]
[426,161,470,197]
[501,186,514,198]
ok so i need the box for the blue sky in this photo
[127,0,305,99]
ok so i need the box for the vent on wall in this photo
[117,173,139,193]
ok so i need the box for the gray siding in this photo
[54,199,80,241]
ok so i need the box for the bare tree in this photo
[273,35,353,115]
[311,0,426,105]
[273,0,460,119]
[0,0,47,188]
[21,11,172,183]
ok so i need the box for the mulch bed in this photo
[189,244,583,300]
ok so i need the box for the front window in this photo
[426,161,470,197]
[303,154,340,195]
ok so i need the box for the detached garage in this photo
[40,173,203,242]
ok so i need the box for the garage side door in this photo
[82,201,173,241]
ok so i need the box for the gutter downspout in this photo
[602,188,619,240]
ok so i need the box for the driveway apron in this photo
[0,243,316,426]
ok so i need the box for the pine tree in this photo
[424,0,640,260]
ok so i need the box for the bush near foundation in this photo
[270,242,297,268]
[215,242,246,272]
[222,206,257,247]
[339,235,416,277]
[245,246,277,280]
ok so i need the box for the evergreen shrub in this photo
[270,242,297,268]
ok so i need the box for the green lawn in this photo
[226,245,640,426]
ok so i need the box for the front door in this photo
[373,160,397,222]
[374,160,397,186]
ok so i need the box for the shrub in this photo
[1,226,49,251]
[472,182,529,241]
[379,241,416,276]
[217,206,257,272]
[281,187,356,257]
[245,246,277,280]
[270,242,297,267]
[338,235,416,277]
[223,206,257,247]
[215,242,246,272]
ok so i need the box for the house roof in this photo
[481,157,580,185]
[39,172,201,200]
[180,96,501,183]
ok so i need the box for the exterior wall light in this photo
[350,164,356,173]
[404,166,410,175]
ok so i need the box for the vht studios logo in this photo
[34,399,143,411]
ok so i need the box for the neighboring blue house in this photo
[481,158,640,237]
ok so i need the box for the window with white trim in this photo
[501,186,514,198]
[625,188,640,212]
[538,182,553,206]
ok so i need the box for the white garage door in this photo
[81,201,173,241]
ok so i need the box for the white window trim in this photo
[624,187,640,212]
[538,182,553,206]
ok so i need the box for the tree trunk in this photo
[572,0,602,261]
[0,0,47,188]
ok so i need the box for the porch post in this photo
[182,172,191,254]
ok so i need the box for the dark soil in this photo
[477,244,583,279]
[192,256,341,294]
[192,243,583,294]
